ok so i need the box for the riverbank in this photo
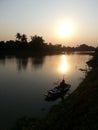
[12,49,98,130]
[42,67,98,130]
[41,49,98,130]
[40,49,98,130]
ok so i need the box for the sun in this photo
[56,21,73,38]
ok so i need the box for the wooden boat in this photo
[45,79,71,101]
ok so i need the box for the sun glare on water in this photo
[59,55,69,74]
[56,21,73,38]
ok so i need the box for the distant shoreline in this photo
[0,50,95,57]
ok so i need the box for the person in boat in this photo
[59,79,67,89]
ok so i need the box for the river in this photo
[0,53,92,129]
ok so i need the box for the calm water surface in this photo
[0,54,92,129]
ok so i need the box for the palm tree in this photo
[21,34,27,43]
[16,33,21,41]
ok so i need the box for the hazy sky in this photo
[0,0,98,46]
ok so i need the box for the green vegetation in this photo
[12,49,98,130]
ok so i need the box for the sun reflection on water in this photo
[59,55,69,74]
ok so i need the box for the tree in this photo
[21,34,27,43]
[16,33,21,41]
[31,35,44,44]
[30,35,44,51]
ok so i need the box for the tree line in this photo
[0,33,96,54]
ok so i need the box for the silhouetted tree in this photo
[0,34,96,55]
[76,44,95,51]
[16,33,21,41]
[21,34,27,43]
[30,35,44,51]
[31,35,44,44]
[0,41,5,50]
[16,33,27,43]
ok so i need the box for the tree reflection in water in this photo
[31,56,45,70]
[16,56,45,71]
[0,55,45,71]
[16,57,28,71]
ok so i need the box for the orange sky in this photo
[0,0,97,47]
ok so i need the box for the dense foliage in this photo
[0,33,96,54]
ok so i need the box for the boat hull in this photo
[45,85,70,101]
